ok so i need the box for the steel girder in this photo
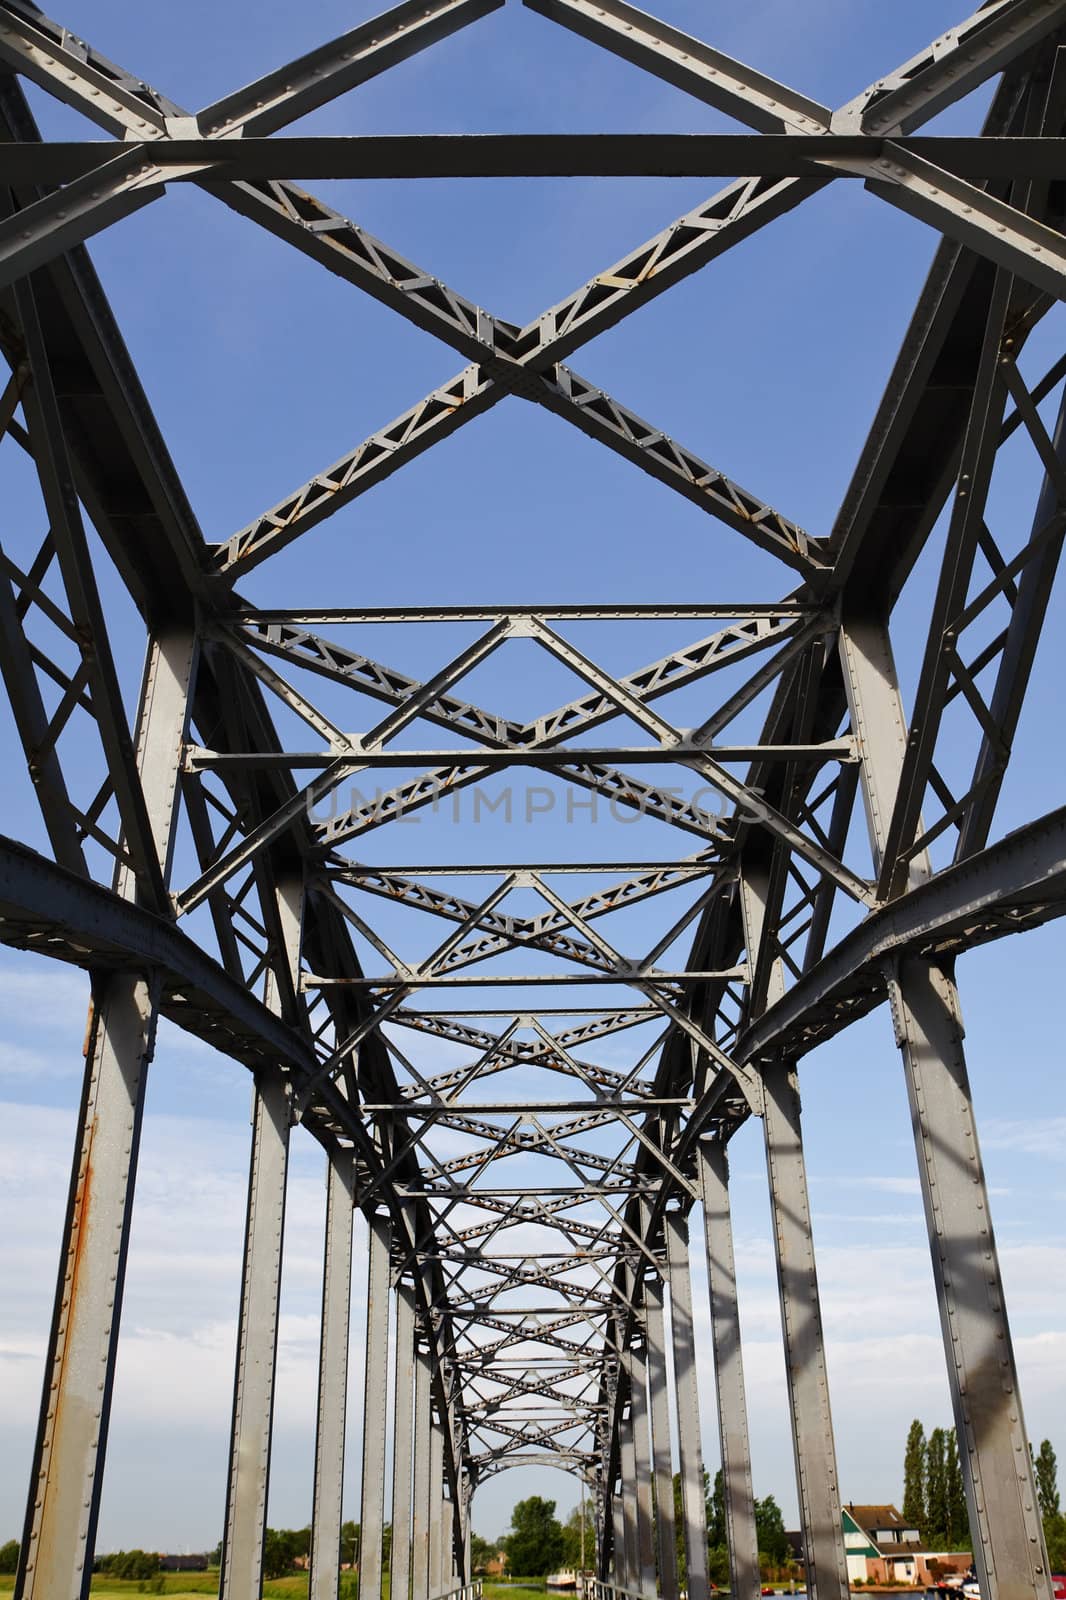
[0,2,1063,1599]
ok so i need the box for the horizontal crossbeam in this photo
[0,133,1063,183]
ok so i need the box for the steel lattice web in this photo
[0,1,1064,1598]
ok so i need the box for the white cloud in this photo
[0,964,89,1019]
[982,1117,1066,1159]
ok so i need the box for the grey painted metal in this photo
[453,1495,462,1587]
[619,1405,639,1592]
[627,1340,657,1594]
[0,0,1065,1585]
[6,132,1066,185]
[841,617,1051,1600]
[0,832,327,1076]
[890,961,1052,1600]
[15,972,160,1600]
[16,625,195,1600]
[392,1280,417,1600]
[524,0,830,134]
[955,386,1066,862]
[309,1154,356,1600]
[219,1068,293,1600]
[664,1211,710,1600]
[698,1140,760,1600]
[218,871,303,1600]
[442,1497,455,1591]
[429,1420,445,1598]
[611,1495,627,1590]
[412,1339,433,1600]
[762,1061,849,1600]
[463,1477,472,1579]
[643,1272,678,1600]
[361,1213,393,1600]
[10,274,172,914]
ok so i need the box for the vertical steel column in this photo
[595,1448,609,1581]
[619,1402,639,1589]
[644,1272,678,1600]
[360,1213,393,1600]
[220,872,303,1600]
[698,1140,760,1600]
[462,1475,472,1580]
[309,1154,355,1600]
[629,1340,657,1593]
[612,1495,627,1590]
[762,1060,849,1600]
[220,1066,293,1600]
[412,1336,432,1600]
[16,629,196,1600]
[449,1495,459,1585]
[444,1405,463,1584]
[840,618,1051,1600]
[665,1211,710,1600]
[392,1279,417,1600]
[442,1495,455,1590]
[891,960,1051,1600]
[429,1418,445,1597]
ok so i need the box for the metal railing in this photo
[431,1582,483,1600]
[581,1580,657,1600]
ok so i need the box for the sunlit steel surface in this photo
[0,1,1063,1598]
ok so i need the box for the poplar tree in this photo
[902,1420,926,1534]
[1035,1441,1061,1522]
[926,1429,948,1544]
[944,1434,970,1547]
[1033,1441,1066,1570]
[708,1469,727,1552]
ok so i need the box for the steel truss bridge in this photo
[0,0,1064,1597]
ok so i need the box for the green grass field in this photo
[0,1573,548,1597]
[0,1577,311,1597]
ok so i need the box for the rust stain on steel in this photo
[69,1117,96,1290]
[81,997,95,1058]
[35,1109,99,1594]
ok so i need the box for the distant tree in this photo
[903,1420,926,1533]
[505,1496,564,1576]
[708,1469,727,1551]
[1036,1442,1061,1522]
[209,1539,222,1567]
[262,1528,306,1579]
[754,1496,789,1567]
[0,1541,18,1575]
[470,1532,497,1572]
[672,1471,686,1584]
[97,1550,159,1579]
[672,1465,712,1583]
[944,1435,970,1548]
[707,1542,731,1587]
[926,1429,949,1543]
[383,1521,393,1571]
[341,1520,360,1569]
[1034,1441,1066,1571]
[560,1504,593,1570]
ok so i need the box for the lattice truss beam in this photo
[0,0,1065,1589]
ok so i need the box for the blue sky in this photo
[0,0,1064,1557]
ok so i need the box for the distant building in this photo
[842,1507,885,1582]
[158,1554,209,1572]
[484,1551,508,1577]
[786,1507,970,1587]
[846,1505,922,1548]
[784,1529,805,1567]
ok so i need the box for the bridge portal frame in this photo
[0,1,1062,1598]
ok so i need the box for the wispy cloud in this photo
[982,1118,1066,1159]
